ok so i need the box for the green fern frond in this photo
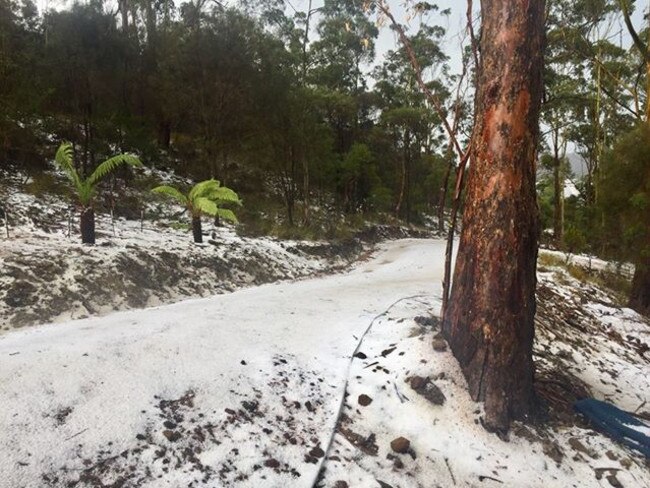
[151,185,189,207]
[54,142,82,190]
[193,197,220,217]
[88,153,142,186]
[207,186,242,205]
[189,179,221,202]
[216,208,238,223]
[77,181,96,206]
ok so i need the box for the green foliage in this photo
[599,124,650,265]
[3,0,462,229]
[53,142,142,206]
[564,226,588,256]
[152,179,241,223]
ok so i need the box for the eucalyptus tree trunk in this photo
[80,207,96,245]
[551,127,564,245]
[192,216,203,243]
[442,0,545,433]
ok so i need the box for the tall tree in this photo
[442,0,546,432]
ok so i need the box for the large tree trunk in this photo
[192,216,203,243]
[442,0,545,433]
[80,207,96,245]
[629,261,650,316]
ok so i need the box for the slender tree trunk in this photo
[552,140,563,245]
[442,0,545,433]
[192,216,203,243]
[119,0,129,31]
[158,120,171,149]
[438,149,454,232]
[80,207,96,245]
[395,156,406,219]
[629,261,650,316]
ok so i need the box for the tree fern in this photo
[193,196,219,216]
[189,179,221,201]
[151,185,189,206]
[216,208,238,223]
[88,153,142,186]
[151,178,242,242]
[52,142,143,244]
[207,186,242,205]
[54,142,82,191]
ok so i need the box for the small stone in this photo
[358,394,373,406]
[334,482,349,488]
[410,376,445,405]
[568,437,598,459]
[432,337,447,352]
[163,421,177,429]
[162,430,181,442]
[606,474,623,488]
[409,376,428,390]
[354,352,367,359]
[390,437,410,454]
[381,347,396,357]
[264,458,280,468]
[414,316,439,327]
[309,446,325,458]
[420,382,446,406]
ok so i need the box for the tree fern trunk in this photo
[192,216,203,243]
[629,261,650,316]
[80,207,96,245]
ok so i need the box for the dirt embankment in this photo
[0,225,432,331]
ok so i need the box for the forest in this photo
[1,0,649,486]
[1,0,648,309]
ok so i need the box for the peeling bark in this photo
[442,0,545,433]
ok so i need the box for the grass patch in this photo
[539,251,631,301]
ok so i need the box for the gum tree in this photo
[442,0,546,433]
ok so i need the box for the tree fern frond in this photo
[189,179,221,201]
[54,142,82,190]
[216,208,238,224]
[77,181,96,207]
[193,197,219,216]
[207,186,242,205]
[88,153,142,186]
[151,185,189,207]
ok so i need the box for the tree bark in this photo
[629,261,650,316]
[442,0,545,433]
[551,127,564,245]
[437,149,454,232]
[192,216,203,243]
[553,157,563,244]
[80,207,96,245]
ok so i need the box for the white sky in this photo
[34,0,467,73]
[34,0,646,78]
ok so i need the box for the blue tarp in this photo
[574,398,650,457]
